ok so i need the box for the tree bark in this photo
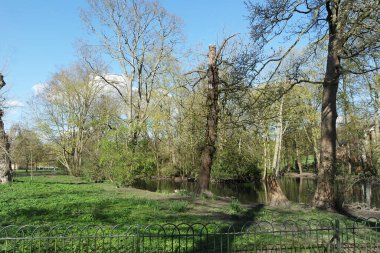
[199,45,219,192]
[262,133,268,181]
[273,96,284,177]
[313,4,340,209]
[0,74,12,184]
[373,67,380,175]
[295,140,303,174]
[312,137,320,173]
[266,175,289,206]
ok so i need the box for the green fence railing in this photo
[0,218,379,252]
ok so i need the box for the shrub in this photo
[99,129,156,186]
[224,199,246,215]
[212,147,261,181]
[169,200,190,213]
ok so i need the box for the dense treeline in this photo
[4,0,380,210]
[12,61,379,183]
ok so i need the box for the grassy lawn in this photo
[0,175,350,226]
[1,176,379,252]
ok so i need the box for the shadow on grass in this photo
[1,196,226,226]
[188,204,264,253]
[338,207,380,232]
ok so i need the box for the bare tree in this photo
[33,65,103,176]
[82,0,182,143]
[246,0,380,209]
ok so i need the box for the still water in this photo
[134,177,380,208]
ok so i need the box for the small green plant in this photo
[169,200,190,213]
[200,191,215,200]
[224,199,246,215]
[159,189,172,194]
[175,189,189,196]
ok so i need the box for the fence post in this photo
[335,219,341,253]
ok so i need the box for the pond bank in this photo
[342,204,380,219]
[284,172,316,178]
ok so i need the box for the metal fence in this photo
[0,218,379,252]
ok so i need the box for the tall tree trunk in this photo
[346,144,352,175]
[273,96,284,177]
[342,75,353,174]
[199,45,219,193]
[266,175,289,206]
[0,74,12,184]
[313,7,340,209]
[262,132,269,181]
[374,73,380,144]
[366,182,372,207]
[373,67,380,175]
[295,140,303,174]
[304,124,319,174]
[312,137,320,173]
[265,99,289,206]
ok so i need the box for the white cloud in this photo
[32,83,46,95]
[92,74,132,97]
[5,100,24,107]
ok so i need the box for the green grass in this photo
[224,199,247,215]
[0,175,353,226]
[1,175,378,252]
[0,176,229,226]
[169,200,190,212]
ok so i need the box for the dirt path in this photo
[342,205,380,219]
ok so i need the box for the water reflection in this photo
[133,177,380,208]
[351,181,380,208]
[279,177,317,204]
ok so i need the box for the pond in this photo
[134,177,380,208]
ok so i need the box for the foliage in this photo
[168,200,190,213]
[0,175,354,227]
[100,128,156,186]
[9,126,49,169]
[224,199,246,215]
[212,139,261,181]
[32,64,105,176]
[18,0,380,191]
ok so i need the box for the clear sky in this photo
[0,0,249,130]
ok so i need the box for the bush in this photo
[169,200,190,213]
[99,129,156,186]
[212,147,261,181]
[224,199,246,215]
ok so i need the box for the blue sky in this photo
[0,0,249,130]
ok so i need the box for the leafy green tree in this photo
[246,0,380,209]
[10,126,46,170]
[33,64,103,176]
[99,126,156,186]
